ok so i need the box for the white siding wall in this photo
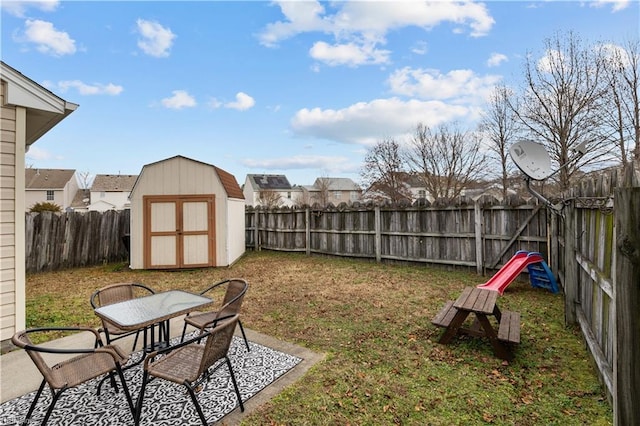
[63,172,79,209]
[89,191,131,211]
[0,83,26,342]
[224,198,246,266]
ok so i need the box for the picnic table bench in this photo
[431,287,520,360]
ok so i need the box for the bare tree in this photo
[406,122,487,201]
[258,190,282,208]
[77,171,93,189]
[601,38,640,166]
[360,137,412,202]
[479,84,520,200]
[514,30,612,191]
[312,176,331,207]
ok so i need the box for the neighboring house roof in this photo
[91,174,138,192]
[313,177,361,191]
[70,188,91,209]
[246,174,292,190]
[131,155,244,200]
[1,61,78,146]
[25,168,76,189]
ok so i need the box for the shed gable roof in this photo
[132,155,244,200]
[25,168,76,190]
[91,174,138,192]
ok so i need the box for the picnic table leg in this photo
[476,314,512,361]
[438,310,471,344]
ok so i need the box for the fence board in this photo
[558,166,640,425]
[246,200,547,272]
[25,210,130,273]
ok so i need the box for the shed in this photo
[129,155,245,269]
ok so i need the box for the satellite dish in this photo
[509,140,552,181]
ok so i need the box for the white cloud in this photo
[242,155,352,173]
[259,0,331,48]
[310,41,390,67]
[136,19,175,57]
[26,146,55,161]
[210,93,256,111]
[589,0,630,12]
[54,80,123,96]
[487,52,508,67]
[161,90,196,109]
[225,92,255,111]
[1,0,59,17]
[599,42,634,68]
[537,49,564,74]
[261,1,494,45]
[20,19,75,56]
[411,41,428,55]
[387,67,502,102]
[259,1,494,68]
[290,97,469,145]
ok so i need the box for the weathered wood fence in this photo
[556,165,640,426]
[246,196,549,273]
[25,210,130,273]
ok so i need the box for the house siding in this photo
[89,191,131,211]
[0,81,26,342]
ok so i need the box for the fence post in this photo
[474,202,483,275]
[549,211,559,278]
[305,208,311,256]
[563,197,578,325]
[254,209,260,251]
[613,168,640,426]
[375,206,381,262]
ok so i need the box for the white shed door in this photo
[144,195,216,269]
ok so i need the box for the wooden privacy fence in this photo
[557,165,640,426]
[246,196,549,273]
[25,210,130,273]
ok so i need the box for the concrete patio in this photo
[0,316,323,425]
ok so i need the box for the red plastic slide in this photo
[477,251,544,295]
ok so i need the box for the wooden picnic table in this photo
[432,287,520,361]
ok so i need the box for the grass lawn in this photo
[24,250,612,425]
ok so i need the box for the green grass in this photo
[23,251,612,425]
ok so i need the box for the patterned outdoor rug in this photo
[0,336,301,425]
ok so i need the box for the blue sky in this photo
[1,0,638,187]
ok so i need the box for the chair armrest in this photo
[199,313,236,330]
[16,327,106,354]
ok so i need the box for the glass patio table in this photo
[94,289,213,352]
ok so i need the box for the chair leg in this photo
[132,330,140,352]
[134,371,149,425]
[22,379,46,425]
[238,320,250,352]
[115,364,136,418]
[225,357,244,412]
[180,321,189,342]
[41,387,66,426]
[185,384,208,426]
